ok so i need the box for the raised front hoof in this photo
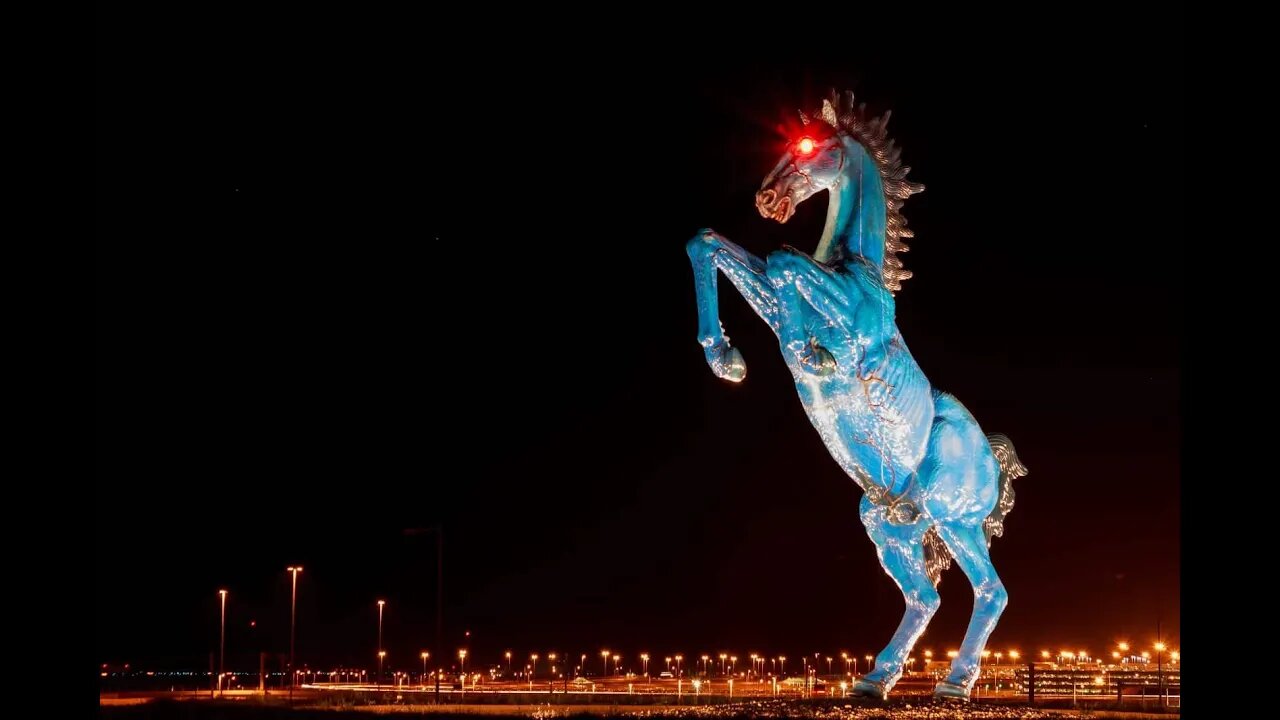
[799,343,837,376]
[933,680,971,700]
[850,678,889,700]
[708,346,747,383]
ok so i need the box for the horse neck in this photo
[813,139,886,270]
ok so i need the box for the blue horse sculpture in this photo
[686,91,1027,700]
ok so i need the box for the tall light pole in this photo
[286,566,302,700]
[377,651,386,689]
[421,652,429,687]
[641,653,650,678]
[674,654,683,678]
[1154,641,1166,694]
[377,600,386,686]
[218,590,228,697]
[601,650,610,676]
[505,651,512,674]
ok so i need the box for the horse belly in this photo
[793,370,932,491]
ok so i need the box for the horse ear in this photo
[798,111,810,126]
[820,99,838,127]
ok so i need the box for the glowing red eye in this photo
[798,137,815,154]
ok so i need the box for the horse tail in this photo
[922,527,952,587]
[982,433,1028,546]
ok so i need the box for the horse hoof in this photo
[711,346,747,383]
[933,680,970,700]
[850,679,888,700]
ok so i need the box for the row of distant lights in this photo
[471,644,1179,666]
[138,584,1178,676]
[102,643,1178,677]
[99,666,296,671]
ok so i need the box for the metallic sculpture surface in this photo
[687,90,1028,700]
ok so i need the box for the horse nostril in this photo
[756,189,776,207]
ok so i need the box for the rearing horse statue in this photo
[686,90,1027,701]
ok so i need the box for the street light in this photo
[701,655,709,675]
[601,650,610,676]
[459,649,467,688]
[779,656,786,675]
[421,652,429,687]
[613,654,620,675]
[674,654,683,677]
[641,653,650,677]
[377,651,386,688]
[1154,642,1166,690]
[286,567,302,699]
[719,653,727,676]
[531,653,539,678]
[505,651,512,674]
[865,655,874,674]
[376,600,386,686]
[218,590,228,697]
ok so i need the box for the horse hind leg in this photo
[851,495,940,700]
[932,520,1008,700]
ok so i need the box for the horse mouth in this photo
[756,191,794,223]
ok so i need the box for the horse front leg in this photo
[685,228,778,382]
[766,248,838,376]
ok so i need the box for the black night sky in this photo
[97,9,1180,674]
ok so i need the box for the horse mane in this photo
[803,90,925,293]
